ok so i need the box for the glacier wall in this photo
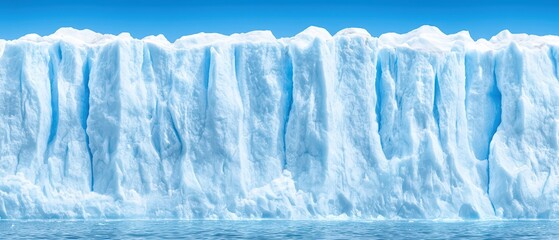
[1,26,559,219]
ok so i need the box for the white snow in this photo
[0,26,558,219]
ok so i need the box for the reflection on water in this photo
[0,220,557,239]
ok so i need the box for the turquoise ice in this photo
[0,26,558,219]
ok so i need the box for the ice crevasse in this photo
[1,26,559,219]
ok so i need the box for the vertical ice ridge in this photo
[46,43,61,156]
[464,54,472,112]
[15,53,26,173]
[199,47,212,143]
[168,109,184,157]
[433,73,441,140]
[167,69,185,158]
[377,50,390,159]
[111,42,124,197]
[285,36,331,193]
[486,67,502,161]
[374,51,383,149]
[486,57,503,216]
[87,41,124,196]
[311,38,330,188]
[234,44,251,197]
[282,48,294,170]
[232,45,248,190]
[151,102,161,159]
[376,50,398,160]
[81,55,94,191]
[465,51,502,162]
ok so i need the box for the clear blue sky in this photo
[1,0,558,41]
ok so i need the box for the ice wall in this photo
[0,26,558,219]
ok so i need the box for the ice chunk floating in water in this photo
[1,26,559,219]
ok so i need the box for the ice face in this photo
[0,26,558,219]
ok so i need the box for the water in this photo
[1,220,558,239]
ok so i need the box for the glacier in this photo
[1,26,559,219]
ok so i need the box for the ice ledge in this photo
[5,25,559,51]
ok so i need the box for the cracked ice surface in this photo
[0,26,559,219]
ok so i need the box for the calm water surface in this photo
[1,220,557,239]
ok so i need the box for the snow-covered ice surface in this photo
[1,26,559,219]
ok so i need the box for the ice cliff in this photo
[1,26,559,219]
